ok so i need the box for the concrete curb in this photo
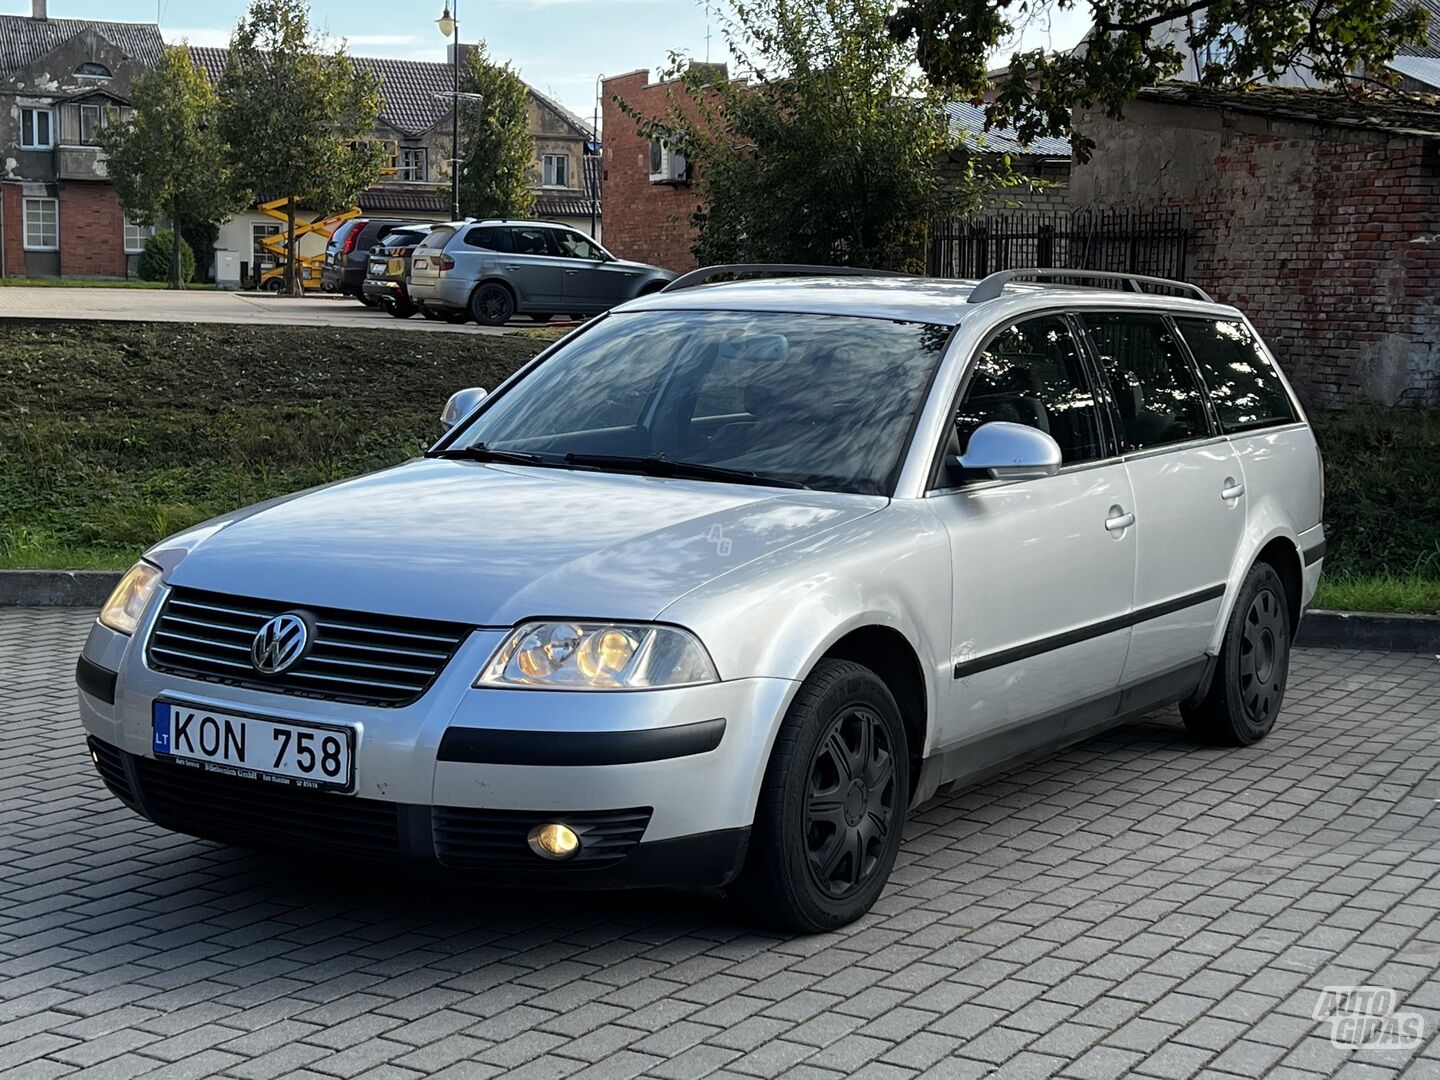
[1296,609,1440,653]
[0,570,120,608]
[1,573,1436,651]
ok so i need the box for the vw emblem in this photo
[251,613,309,675]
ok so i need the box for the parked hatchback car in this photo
[322,218,409,303]
[407,220,676,325]
[361,224,435,318]
[78,266,1323,931]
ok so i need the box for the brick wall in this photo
[58,183,126,278]
[601,70,711,273]
[1,185,23,276]
[1072,99,1440,409]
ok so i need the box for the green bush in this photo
[1311,406,1440,579]
[137,230,196,284]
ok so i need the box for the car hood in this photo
[611,258,673,277]
[160,459,882,626]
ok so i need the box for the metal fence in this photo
[928,208,1192,282]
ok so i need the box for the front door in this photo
[553,229,636,311]
[928,315,1137,753]
[1078,312,1244,682]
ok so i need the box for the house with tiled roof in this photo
[190,44,600,284]
[0,1,165,277]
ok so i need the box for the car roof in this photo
[433,219,578,231]
[615,274,1243,327]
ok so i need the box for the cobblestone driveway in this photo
[3,608,1438,1080]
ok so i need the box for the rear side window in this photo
[464,227,511,251]
[1173,318,1297,432]
[511,227,556,256]
[1080,313,1211,451]
[957,316,1105,465]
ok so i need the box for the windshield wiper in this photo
[562,453,810,490]
[428,443,549,466]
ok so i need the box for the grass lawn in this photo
[0,277,218,290]
[1,319,1435,614]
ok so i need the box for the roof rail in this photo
[966,268,1214,305]
[662,263,909,293]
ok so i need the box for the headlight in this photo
[98,561,163,636]
[478,621,718,690]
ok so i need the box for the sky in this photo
[6,0,1091,123]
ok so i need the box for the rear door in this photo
[501,226,566,309]
[1078,311,1244,682]
[928,314,1137,747]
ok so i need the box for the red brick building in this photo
[1071,85,1440,409]
[601,66,729,273]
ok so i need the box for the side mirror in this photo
[441,387,488,430]
[952,421,1062,482]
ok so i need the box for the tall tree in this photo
[889,0,1431,159]
[219,0,386,295]
[623,0,992,271]
[455,43,537,220]
[98,44,246,289]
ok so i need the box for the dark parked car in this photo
[407,220,676,326]
[361,225,441,319]
[321,218,408,303]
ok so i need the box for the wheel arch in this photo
[1209,520,1304,654]
[469,276,519,311]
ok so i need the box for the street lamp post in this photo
[437,3,460,220]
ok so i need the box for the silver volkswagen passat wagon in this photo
[78,266,1325,931]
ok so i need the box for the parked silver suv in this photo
[407,219,676,325]
[78,266,1324,931]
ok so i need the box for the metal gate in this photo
[928,208,1192,281]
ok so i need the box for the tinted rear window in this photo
[1174,318,1297,432]
[464,227,511,251]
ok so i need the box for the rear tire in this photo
[1182,562,1291,746]
[359,293,380,308]
[469,283,515,326]
[734,659,909,932]
[388,301,417,319]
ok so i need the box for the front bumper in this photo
[78,600,794,887]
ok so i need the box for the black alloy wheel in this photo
[803,706,898,899]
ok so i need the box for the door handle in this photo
[565,269,579,275]
[1221,478,1245,501]
[504,264,521,271]
[1105,508,1136,532]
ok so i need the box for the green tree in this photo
[889,0,1432,160]
[98,44,246,289]
[623,0,992,271]
[219,0,386,295]
[456,43,536,220]
[138,231,196,284]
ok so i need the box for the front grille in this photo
[133,755,403,859]
[433,806,652,870]
[88,737,138,808]
[147,587,470,707]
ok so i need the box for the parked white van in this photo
[78,266,1325,931]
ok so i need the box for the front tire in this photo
[1182,562,1291,746]
[735,659,909,932]
[469,283,515,326]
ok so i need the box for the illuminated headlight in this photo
[478,621,718,690]
[98,561,163,636]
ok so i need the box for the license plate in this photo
[368,260,386,275]
[152,701,354,791]
[413,258,429,270]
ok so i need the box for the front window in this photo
[445,310,950,495]
[124,219,155,254]
[542,153,569,187]
[24,198,58,250]
[21,107,52,148]
[556,230,605,260]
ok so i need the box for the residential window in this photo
[124,220,155,254]
[75,62,112,79]
[23,198,58,251]
[956,316,1105,465]
[1080,312,1212,450]
[252,223,281,269]
[398,147,428,182]
[20,107,52,149]
[78,103,112,144]
[542,153,569,187]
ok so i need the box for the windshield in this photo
[446,310,950,495]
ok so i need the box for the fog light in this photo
[90,749,99,765]
[527,822,580,860]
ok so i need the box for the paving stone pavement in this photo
[3,607,1439,1080]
